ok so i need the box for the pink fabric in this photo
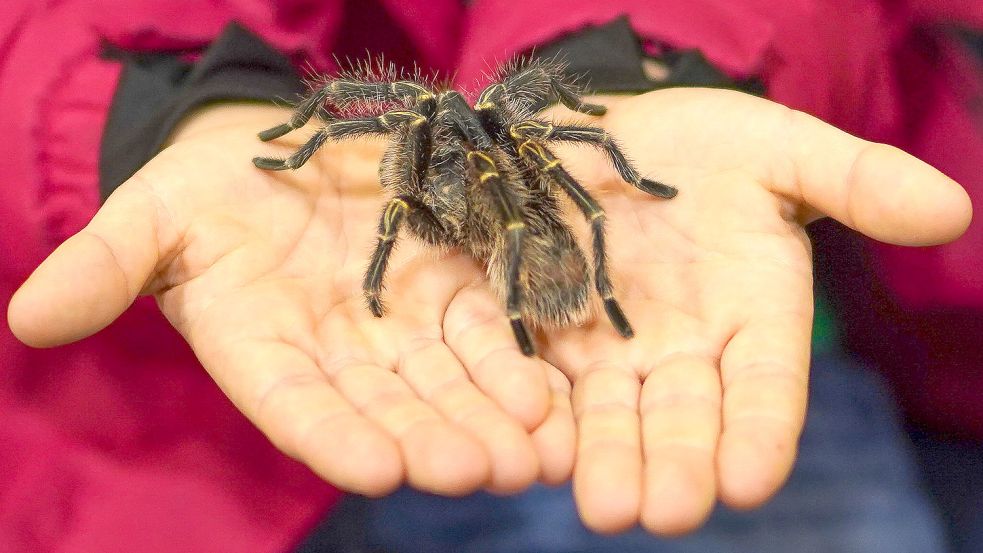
[0,1,459,551]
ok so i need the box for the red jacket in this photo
[2,0,981,550]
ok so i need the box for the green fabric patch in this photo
[812,292,839,355]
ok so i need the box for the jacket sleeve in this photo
[99,22,306,199]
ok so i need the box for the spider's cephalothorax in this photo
[253,58,677,356]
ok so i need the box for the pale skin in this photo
[8,88,971,535]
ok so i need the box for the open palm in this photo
[536,88,970,534]
[8,90,970,535]
[8,104,574,498]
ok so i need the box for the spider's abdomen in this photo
[485,211,591,329]
[522,223,592,327]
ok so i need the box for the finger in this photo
[443,285,551,431]
[397,341,540,494]
[8,182,174,347]
[639,354,721,535]
[317,303,495,496]
[200,340,405,497]
[572,367,643,533]
[330,361,492,496]
[717,310,811,509]
[780,109,971,245]
[532,367,576,486]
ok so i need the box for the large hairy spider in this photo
[253,58,677,356]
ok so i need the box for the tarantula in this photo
[252,58,677,356]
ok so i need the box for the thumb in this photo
[8,178,171,347]
[785,110,972,246]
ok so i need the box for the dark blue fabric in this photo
[357,354,947,553]
[908,428,983,553]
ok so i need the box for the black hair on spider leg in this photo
[251,57,677,356]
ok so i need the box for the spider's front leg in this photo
[486,63,607,116]
[253,109,432,171]
[514,139,635,339]
[253,105,440,317]
[257,79,436,141]
[549,78,608,116]
[510,120,677,198]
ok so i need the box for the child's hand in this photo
[9,89,971,536]
[8,103,575,498]
[536,88,971,534]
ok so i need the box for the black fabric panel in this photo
[531,16,655,92]
[99,22,305,199]
[960,29,983,62]
[530,15,764,95]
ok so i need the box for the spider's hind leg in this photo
[362,112,440,316]
[438,90,537,354]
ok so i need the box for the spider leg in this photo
[550,79,607,116]
[438,92,537,354]
[258,79,436,141]
[439,91,495,149]
[363,196,445,316]
[253,127,331,170]
[253,109,432,171]
[510,121,677,198]
[258,89,331,142]
[515,139,635,338]
[363,109,442,315]
[467,151,536,356]
[483,62,607,116]
[401,111,433,190]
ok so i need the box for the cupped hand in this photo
[7,103,576,497]
[8,89,972,537]
[540,88,971,534]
